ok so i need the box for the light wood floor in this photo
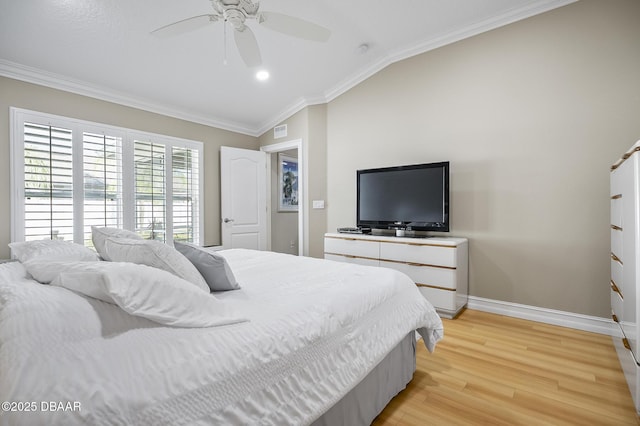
[373,309,639,425]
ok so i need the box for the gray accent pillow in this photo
[174,242,240,292]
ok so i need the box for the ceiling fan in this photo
[151,0,331,67]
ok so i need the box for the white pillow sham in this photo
[23,260,103,285]
[47,262,248,328]
[9,239,99,263]
[103,238,209,293]
[91,226,142,261]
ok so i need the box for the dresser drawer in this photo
[324,253,379,267]
[324,237,379,259]
[380,242,456,267]
[612,285,624,319]
[612,256,623,297]
[417,286,457,311]
[611,196,623,228]
[611,167,623,197]
[379,260,456,289]
[611,228,623,260]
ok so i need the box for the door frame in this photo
[261,139,304,256]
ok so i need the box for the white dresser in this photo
[610,140,640,414]
[324,233,468,318]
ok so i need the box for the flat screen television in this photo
[357,161,449,232]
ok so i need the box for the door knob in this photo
[223,218,234,223]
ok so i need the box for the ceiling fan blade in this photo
[234,26,262,67]
[151,14,216,38]
[258,11,330,42]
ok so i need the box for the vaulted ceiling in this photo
[0,0,574,136]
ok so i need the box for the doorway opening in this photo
[261,139,304,256]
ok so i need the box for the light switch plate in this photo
[312,200,325,209]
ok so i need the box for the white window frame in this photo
[10,107,204,245]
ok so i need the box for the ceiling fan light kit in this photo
[151,0,331,68]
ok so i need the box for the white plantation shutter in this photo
[83,132,124,247]
[134,140,167,242]
[172,146,200,243]
[23,122,74,241]
[11,108,204,247]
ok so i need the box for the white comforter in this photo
[0,249,443,426]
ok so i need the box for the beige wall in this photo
[306,105,328,258]
[259,104,328,258]
[326,0,640,317]
[0,77,258,258]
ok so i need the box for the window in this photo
[83,131,124,246]
[11,108,203,246]
[134,139,167,241]
[172,146,200,243]
[22,122,74,241]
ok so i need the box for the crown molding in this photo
[0,59,259,137]
[1,0,576,138]
[254,94,327,137]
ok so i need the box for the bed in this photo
[0,240,443,426]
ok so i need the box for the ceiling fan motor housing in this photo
[211,0,260,26]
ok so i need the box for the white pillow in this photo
[24,260,111,287]
[91,226,142,261]
[24,260,72,284]
[9,239,99,263]
[103,238,209,293]
[49,262,248,328]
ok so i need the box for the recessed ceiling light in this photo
[256,70,270,81]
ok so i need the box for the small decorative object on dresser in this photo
[610,139,640,415]
[324,232,468,319]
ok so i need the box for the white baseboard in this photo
[467,296,617,336]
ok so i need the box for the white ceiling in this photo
[0,0,574,136]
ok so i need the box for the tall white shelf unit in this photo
[610,140,640,414]
[324,233,468,318]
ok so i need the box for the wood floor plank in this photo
[373,309,640,425]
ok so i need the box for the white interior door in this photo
[220,146,267,250]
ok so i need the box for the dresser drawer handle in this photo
[611,280,623,298]
[611,253,623,265]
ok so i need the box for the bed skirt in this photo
[311,332,417,426]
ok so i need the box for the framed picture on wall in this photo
[278,153,298,212]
